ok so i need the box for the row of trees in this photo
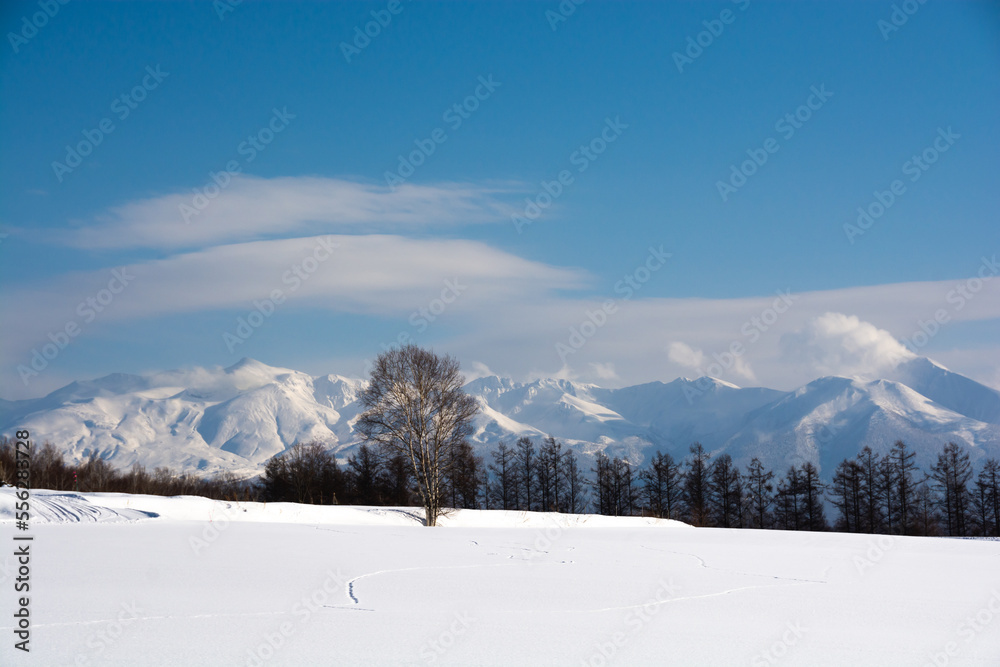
[0,439,254,500]
[260,436,1000,538]
[590,439,998,537]
[4,434,998,538]
[829,441,999,537]
[589,443,828,531]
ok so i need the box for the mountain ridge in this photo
[2,357,997,478]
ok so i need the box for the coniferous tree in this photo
[488,442,518,510]
[744,457,774,529]
[592,452,613,515]
[682,443,712,526]
[889,440,918,534]
[614,457,639,516]
[877,455,897,534]
[774,466,803,531]
[709,454,742,528]
[855,446,884,533]
[799,462,828,531]
[830,458,863,532]
[971,458,999,537]
[562,448,588,514]
[515,437,537,511]
[912,479,940,537]
[640,451,682,520]
[445,441,482,509]
[931,442,973,536]
[381,452,413,506]
[538,436,566,511]
[347,443,384,505]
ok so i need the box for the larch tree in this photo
[744,457,775,529]
[488,441,518,510]
[931,442,974,537]
[682,442,712,526]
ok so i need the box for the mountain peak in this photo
[2,358,998,479]
[224,357,273,373]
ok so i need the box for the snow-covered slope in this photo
[1,357,998,478]
[1,489,998,667]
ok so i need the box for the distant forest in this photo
[1,437,997,538]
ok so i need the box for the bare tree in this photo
[709,453,743,528]
[539,436,566,511]
[356,345,479,526]
[640,451,682,520]
[487,441,518,510]
[562,448,588,514]
[347,443,385,505]
[975,458,1000,537]
[744,457,774,529]
[261,441,342,504]
[855,446,884,533]
[830,458,863,532]
[931,442,973,536]
[682,442,712,526]
[889,440,918,534]
[515,437,537,511]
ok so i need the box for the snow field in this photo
[1,490,999,666]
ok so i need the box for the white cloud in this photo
[588,362,618,381]
[64,176,515,250]
[0,234,588,382]
[666,342,704,370]
[463,361,496,382]
[779,312,917,379]
[4,244,1000,397]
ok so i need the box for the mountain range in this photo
[2,356,998,479]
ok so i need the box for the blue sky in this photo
[1,0,998,398]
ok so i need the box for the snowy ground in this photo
[2,490,999,666]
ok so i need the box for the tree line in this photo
[589,439,999,538]
[252,435,1000,538]
[3,435,996,538]
[0,438,254,500]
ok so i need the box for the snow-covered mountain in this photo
[2,357,998,478]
